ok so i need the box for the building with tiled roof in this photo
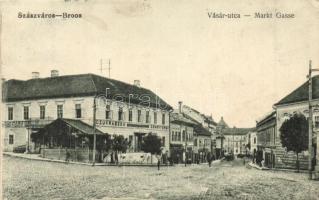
[222,127,254,155]
[2,71,172,161]
[273,76,319,170]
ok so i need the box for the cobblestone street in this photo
[3,156,319,200]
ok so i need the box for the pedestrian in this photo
[207,152,212,167]
[65,148,70,163]
[115,151,119,166]
[156,153,162,170]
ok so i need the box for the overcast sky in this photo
[1,0,319,127]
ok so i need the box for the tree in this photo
[112,134,129,153]
[279,113,308,172]
[141,133,162,155]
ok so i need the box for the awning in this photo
[39,118,105,136]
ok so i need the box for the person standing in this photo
[156,153,162,170]
[207,152,212,167]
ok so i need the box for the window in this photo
[105,105,110,119]
[162,113,165,125]
[178,132,181,141]
[171,131,175,141]
[154,112,157,124]
[75,104,82,118]
[118,107,123,121]
[57,105,63,118]
[8,107,13,120]
[146,111,150,123]
[129,109,133,122]
[194,139,197,146]
[40,105,45,119]
[182,131,185,141]
[23,106,29,120]
[9,135,14,144]
[138,110,141,122]
[254,137,256,144]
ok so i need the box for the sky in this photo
[1,0,319,127]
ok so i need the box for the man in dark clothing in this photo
[207,152,212,167]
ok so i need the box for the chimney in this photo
[51,70,59,77]
[31,72,40,79]
[133,80,140,87]
[178,101,183,114]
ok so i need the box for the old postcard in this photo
[1,0,319,199]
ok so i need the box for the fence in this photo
[40,148,100,163]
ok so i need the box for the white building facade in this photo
[2,72,172,154]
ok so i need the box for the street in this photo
[3,156,319,200]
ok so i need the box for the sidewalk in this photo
[3,152,169,167]
[247,161,311,174]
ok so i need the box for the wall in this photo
[3,128,27,151]
[3,96,94,122]
[2,96,171,153]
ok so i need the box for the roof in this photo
[170,112,198,126]
[256,111,276,127]
[61,119,105,135]
[217,117,229,128]
[275,75,319,106]
[194,125,212,137]
[182,104,217,125]
[42,118,105,135]
[2,73,172,110]
[202,114,217,125]
[222,127,255,136]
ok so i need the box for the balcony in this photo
[95,119,169,130]
[3,118,54,128]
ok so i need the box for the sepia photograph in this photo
[1,0,319,199]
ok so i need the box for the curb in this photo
[3,153,171,167]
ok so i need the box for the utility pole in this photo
[92,96,97,166]
[308,60,319,179]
